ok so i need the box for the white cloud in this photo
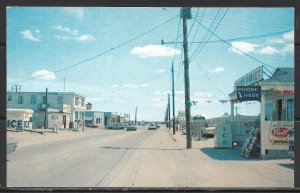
[20,29,41,42]
[258,46,278,55]
[283,30,294,41]
[153,91,170,95]
[75,34,95,41]
[31,69,56,80]
[63,8,84,19]
[158,69,167,73]
[194,92,213,98]
[123,83,150,88]
[52,25,79,36]
[229,41,258,54]
[131,44,181,58]
[280,43,294,54]
[52,25,94,42]
[267,30,294,45]
[213,67,225,73]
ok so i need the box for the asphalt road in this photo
[7,126,155,187]
[7,125,294,187]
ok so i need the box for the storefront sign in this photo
[268,121,293,146]
[236,86,261,102]
[7,120,31,129]
[234,66,263,90]
[63,104,71,113]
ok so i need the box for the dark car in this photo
[105,124,125,130]
[125,124,137,131]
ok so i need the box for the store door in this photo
[63,115,66,128]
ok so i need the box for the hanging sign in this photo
[236,86,261,102]
[234,66,263,90]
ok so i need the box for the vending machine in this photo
[214,124,233,148]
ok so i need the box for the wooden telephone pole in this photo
[182,7,192,149]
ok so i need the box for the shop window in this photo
[81,99,85,107]
[42,96,47,104]
[265,102,275,121]
[286,99,294,121]
[96,118,101,124]
[75,97,79,106]
[18,95,23,104]
[8,95,12,101]
[276,99,283,121]
[31,95,37,104]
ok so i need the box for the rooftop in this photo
[262,68,294,83]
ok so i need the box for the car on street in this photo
[105,124,125,130]
[148,123,157,130]
[125,124,137,131]
[7,138,17,154]
[202,126,215,138]
[156,123,161,129]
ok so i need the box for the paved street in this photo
[7,125,294,187]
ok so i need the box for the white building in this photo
[7,91,85,130]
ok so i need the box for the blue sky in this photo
[7,7,294,121]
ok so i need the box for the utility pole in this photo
[168,93,171,129]
[135,107,137,125]
[171,62,176,135]
[182,7,192,149]
[43,88,48,135]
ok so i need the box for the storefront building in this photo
[229,66,294,158]
[85,111,105,128]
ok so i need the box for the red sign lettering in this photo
[272,128,289,138]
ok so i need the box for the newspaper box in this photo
[214,124,233,148]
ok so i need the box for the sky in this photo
[7,7,294,121]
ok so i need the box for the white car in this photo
[148,123,157,130]
[202,126,215,137]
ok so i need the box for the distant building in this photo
[7,91,85,130]
[85,111,104,128]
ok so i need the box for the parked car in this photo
[125,124,137,131]
[105,124,125,130]
[288,128,294,160]
[148,123,157,130]
[7,138,17,154]
[202,126,215,138]
[156,123,161,129]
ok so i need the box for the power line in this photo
[174,8,200,91]
[190,8,229,62]
[8,14,179,85]
[195,19,276,69]
[189,8,222,61]
[84,70,169,96]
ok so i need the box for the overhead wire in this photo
[195,18,277,69]
[190,8,229,62]
[175,8,201,91]
[189,8,222,61]
[8,14,179,85]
